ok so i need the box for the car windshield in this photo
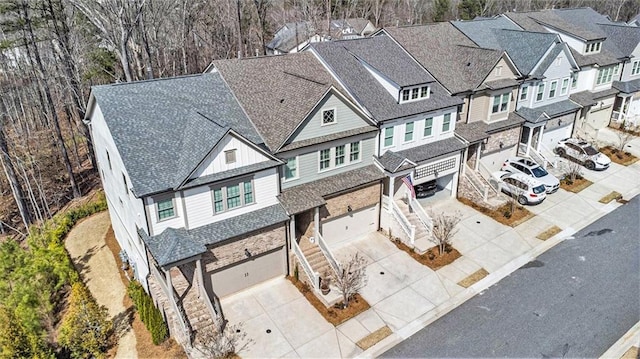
[584,146,598,155]
[533,185,546,194]
[531,166,548,177]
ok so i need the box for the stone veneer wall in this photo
[321,182,381,221]
[202,224,286,273]
[483,126,521,154]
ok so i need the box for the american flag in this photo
[401,175,416,198]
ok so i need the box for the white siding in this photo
[191,134,270,179]
[621,44,640,81]
[378,107,458,155]
[90,103,150,287]
[575,67,596,92]
[146,193,185,235]
[361,61,400,99]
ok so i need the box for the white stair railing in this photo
[316,232,341,276]
[292,239,320,291]
[408,196,432,232]
[390,199,416,244]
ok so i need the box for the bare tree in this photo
[615,124,637,152]
[190,322,252,358]
[332,253,368,308]
[563,159,583,184]
[429,211,461,255]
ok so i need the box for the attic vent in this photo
[280,99,285,103]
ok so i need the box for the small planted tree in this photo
[563,159,583,184]
[616,124,636,153]
[333,253,368,308]
[430,211,462,255]
[191,322,252,358]
[58,283,112,358]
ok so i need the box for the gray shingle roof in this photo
[394,137,466,166]
[311,36,462,122]
[375,151,415,173]
[598,23,640,58]
[452,17,522,48]
[278,165,384,214]
[516,100,581,124]
[455,116,524,144]
[267,21,316,53]
[532,44,564,77]
[613,78,640,94]
[91,73,262,197]
[279,126,377,152]
[384,24,506,94]
[570,88,620,106]
[140,203,289,267]
[213,53,346,152]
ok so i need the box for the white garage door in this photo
[542,123,573,151]
[209,246,285,298]
[481,145,517,171]
[589,108,611,129]
[321,204,379,248]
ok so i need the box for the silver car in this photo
[555,138,611,170]
[501,157,560,193]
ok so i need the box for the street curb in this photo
[358,196,629,358]
[600,322,640,359]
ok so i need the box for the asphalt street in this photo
[382,195,640,358]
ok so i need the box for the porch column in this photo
[314,207,320,238]
[164,268,172,293]
[462,147,468,176]
[289,215,296,247]
[526,126,533,156]
[474,144,481,171]
[195,258,205,297]
[388,175,395,212]
[536,125,544,151]
[619,96,627,121]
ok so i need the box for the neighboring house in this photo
[382,22,525,187]
[211,53,384,287]
[452,17,582,162]
[86,73,290,345]
[601,23,640,126]
[503,8,623,140]
[308,35,465,248]
[266,18,376,54]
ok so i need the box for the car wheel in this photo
[585,161,595,170]
[555,147,566,157]
[517,195,528,205]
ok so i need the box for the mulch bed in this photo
[601,146,639,166]
[560,177,593,193]
[458,197,534,227]
[356,326,392,350]
[599,191,623,204]
[392,239,461,270]
[457,268,489,288]
[287,277,370,326]
[536,225,562,241]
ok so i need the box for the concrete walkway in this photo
[65,212,138,358]
[221,128,640,358]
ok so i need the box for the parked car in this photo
[490,171,547,205]
[414,180,438,198]
[501,157,560,193]
[554,138,611,170]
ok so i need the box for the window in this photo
[404,122,414,142]
[420,86,429,98]
[442,113,451,132]
[224,149,236,164]
[536,83,545,102]
[322,109,336,125]
[571,73,578,89]
[632,61,640,76]
[520,86,528,101]
[402,89,410,101]
[320,149,331,169]
[491,93,509,114]
[122,173,128,194]
[424,117,433,137]
[350,142,360,161]
[284,157,297,180]
[106,150,112,170]
[384,126,394,147]
[212,180,254,213]
[586,42,601,53]
[596,66,617,85]
[560,78,569,95]
[157,197,175,221]
[411,88,419,100]
[335,145,345,166]
[548,80,557,98]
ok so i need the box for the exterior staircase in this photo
[301,237,334,280]
[459,174,504,210]
[395,198,432,254]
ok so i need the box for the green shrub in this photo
[127,281,169,345]
[58,283,112,358]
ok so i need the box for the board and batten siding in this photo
[280,134,376,189]
[191,133,270,180]
[287,92,372,144]
[90,103,150,286]
[148,167,280,232]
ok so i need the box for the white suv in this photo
[490,171,547,205]
[554,138,611,170]
[501,157,560,193]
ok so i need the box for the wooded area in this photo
[1,0,638,238]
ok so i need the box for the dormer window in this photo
[585,42,602,54]
[400,85,429,103]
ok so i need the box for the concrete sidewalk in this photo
[222,128,640,358]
